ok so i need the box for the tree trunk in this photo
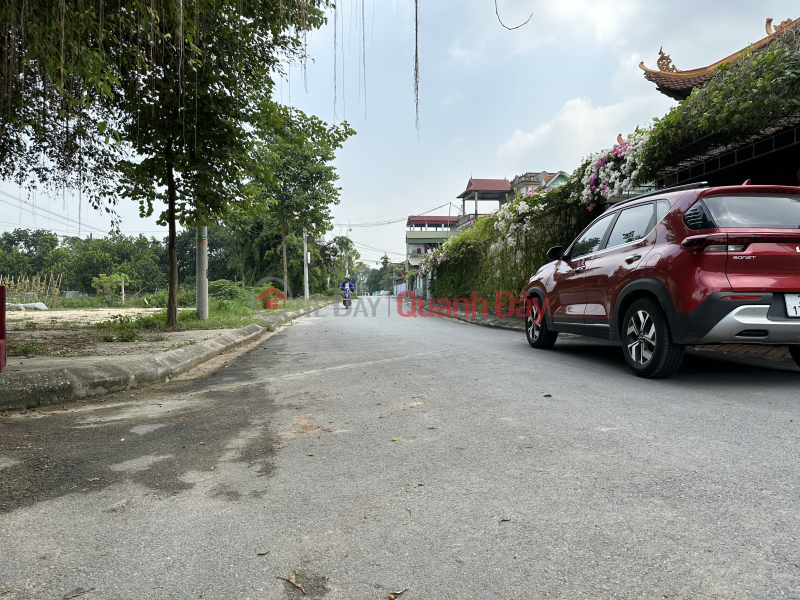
[166,141,179,329]
[281,215,289,300]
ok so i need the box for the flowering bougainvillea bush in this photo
[422,130,658,301]
[579,129,651,207]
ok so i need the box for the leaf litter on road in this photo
[391,437,402,442]
[63,589,97,599]
[277,572,306,595]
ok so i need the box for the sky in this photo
[1,0,797,268]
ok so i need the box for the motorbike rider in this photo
[339,277,355,306]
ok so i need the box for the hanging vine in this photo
[414,0,419,132]
[0,0,330,205]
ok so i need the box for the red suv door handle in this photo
[572,266,586,274]
[625,254,642,264]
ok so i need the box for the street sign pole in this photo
[303,228,310,304]
[197,226,208,320]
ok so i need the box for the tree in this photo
[110,3,332,327]
[0,229,59,276]
[69,245,116,293]
[248,109,354,295]
[352,261,368,295]
[1,0,333,327]
[365,268,384,294]
[329,235,358,284]
[92,272,132,304]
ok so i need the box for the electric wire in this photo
[0,191,107,234]
[333,202,450,227]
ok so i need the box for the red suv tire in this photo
[622,298,684,378]
[525,295,558,349]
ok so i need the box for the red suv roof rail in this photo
[698,185,800,199]
[612,181,709,209]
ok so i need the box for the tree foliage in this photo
[244,108,354,292]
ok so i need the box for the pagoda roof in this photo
[457,178,512,200]
[640,17,796,101]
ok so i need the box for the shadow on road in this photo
[533,336,800,382]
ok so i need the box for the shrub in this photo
[144,286,196,308]
[208,279,244,301]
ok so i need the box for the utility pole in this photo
[196,226,208,320]
[302,228,310,304]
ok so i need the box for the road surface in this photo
[2,298,800,599]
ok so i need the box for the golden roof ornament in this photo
[616,127,640,145]
[657,47,680,73]
[766,17,794,36]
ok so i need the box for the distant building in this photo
[455,178,512,230]
[393,273,407,296]
[510,171,569,196]
[405,215,459,270]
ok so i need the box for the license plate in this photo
[785,294,800,318]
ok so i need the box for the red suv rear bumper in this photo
[669,292,800,344]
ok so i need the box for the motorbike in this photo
[341,286,353,308]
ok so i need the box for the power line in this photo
[351,240,405,256]
[0,199,94,235]
[333,202,450,228]
[0,191,107,234]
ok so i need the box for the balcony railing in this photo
[456,213,482,229]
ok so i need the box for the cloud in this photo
[496,95,656,174]
[448,41,472,59]
[442,91,463,106]
[545,0,642,45]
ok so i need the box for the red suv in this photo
[524,183,800,378]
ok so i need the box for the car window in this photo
[656,200,670,221]
[605,203,655,249]
[570,214,614,258]
[703,194,800,229]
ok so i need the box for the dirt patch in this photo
[4,327,241,365]
[281,416,325,438]
[5,308,188,358]
[5,307,171,327]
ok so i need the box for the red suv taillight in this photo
[681,234,751,252]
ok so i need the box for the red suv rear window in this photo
[704,195,800,229]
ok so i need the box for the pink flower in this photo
[588,203,596,211]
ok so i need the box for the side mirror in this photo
[547,246,564,261]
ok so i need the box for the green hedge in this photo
[429,202,594,303]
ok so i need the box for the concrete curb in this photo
[399,297,525,332]
[446,314,525,332]
[0,302,330,411]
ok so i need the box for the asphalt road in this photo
[2,297,800,599]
